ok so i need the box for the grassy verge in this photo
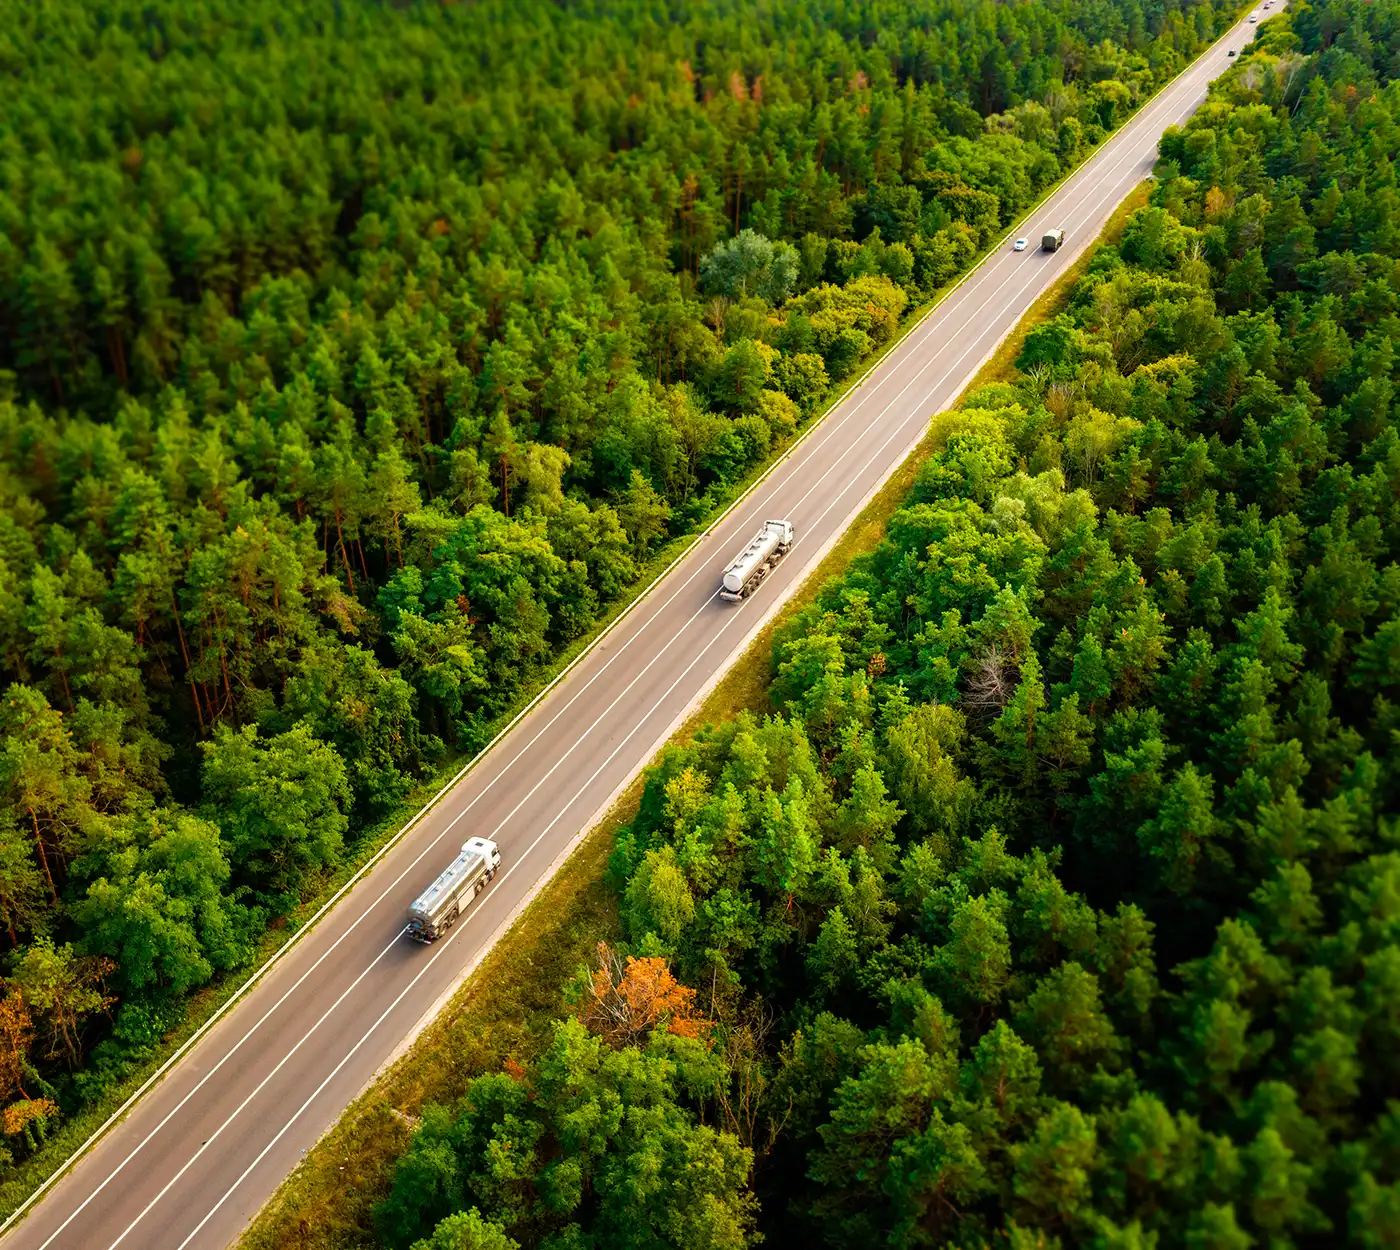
[693,182,1152,729]
[235,180,1152,1250]
[4,14,1199,1203]
[972,182,1151,388]
[242,813,626,1250]
[0,133,1139,1232]
[0,281,935,1226]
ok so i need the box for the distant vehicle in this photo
[407,837,501,942]
[1249,13,1258,21]
[1041,229,1065,252]
[1228,49,1237,56]
[720,520,794,602]
[1013,238,1028,251]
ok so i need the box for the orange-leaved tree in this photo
[577,941,711,1048]
[0,989,58,1152]
[0,989,36,1104]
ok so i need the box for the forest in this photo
[0,0,1248,1183]
[371,2,1400,1247]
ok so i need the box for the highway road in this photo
[2,8,1276,1248]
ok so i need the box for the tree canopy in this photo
[380,1,1400,1245]
[0,0,1245,1177]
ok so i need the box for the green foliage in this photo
[410,1209,519,1250]
[198,722,350,903]
[700,231,799,305]
[378,1019,757,1250]
[0,0,1264,1210]
[72,810,253,997]
[393,4,1400,1245]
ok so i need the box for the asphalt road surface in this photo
[3,8,1278,1249]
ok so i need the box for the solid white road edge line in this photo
[170,556,783,1250]
[37,104,1136,1245]
[97,930,408,1250]
[363,10,1255,1141]
[1,10,1263,1242]
[169,162,1149,1229]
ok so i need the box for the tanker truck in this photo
[719,519,794,602]
[406,836,501,942]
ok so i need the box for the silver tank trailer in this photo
[720,519,794,600]
[407,836,501,941]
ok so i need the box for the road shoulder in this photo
[236,178,1154,1250]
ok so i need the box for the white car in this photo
[1013,238,1028,252]
[1249,14,1258,21]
